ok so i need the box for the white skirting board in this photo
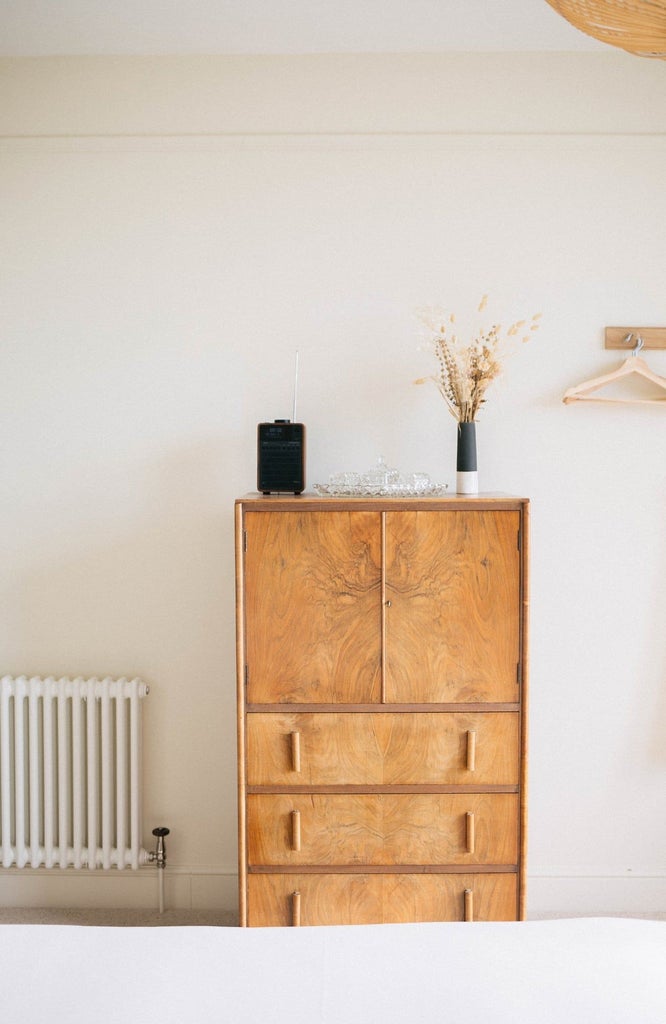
[528,874,666,915]
[0,870,664,915]
[0,866,237,911]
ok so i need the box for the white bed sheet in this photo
[2,917,664,1024]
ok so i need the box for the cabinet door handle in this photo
[291,890,301,927]
[466,730,476,772]
[290,731,301,773]
[464,888,474,922]
[465,811,475,854]
[291,809,301,852]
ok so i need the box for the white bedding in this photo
[2,918,664,1023]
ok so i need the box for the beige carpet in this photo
[0,907,238,926]
[0,908,662,926]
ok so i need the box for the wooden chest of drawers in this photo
[235,496,528,926]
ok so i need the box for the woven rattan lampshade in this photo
[545,1,666,58]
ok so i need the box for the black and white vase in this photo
[456,421,478,494]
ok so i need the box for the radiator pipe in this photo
[149,827,170,914]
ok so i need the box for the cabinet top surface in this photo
[236,493,529,511]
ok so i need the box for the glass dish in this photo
[314,457,448,497]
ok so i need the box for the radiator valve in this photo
[149,826,170,868]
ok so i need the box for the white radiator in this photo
[0,675,150,871]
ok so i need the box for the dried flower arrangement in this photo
[416,295,541,423]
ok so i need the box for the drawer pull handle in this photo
[465,811,475,854]
[291,809,301,852]
[290,731,301,773]
[466,730,476,772]
[291,890,301,927]
[464,888,474,922]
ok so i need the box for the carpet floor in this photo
[0,908,663,926]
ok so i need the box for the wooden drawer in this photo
[247,793,518,866]
[247,872,518,926]
[247,712,519,786]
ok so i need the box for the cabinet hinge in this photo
[517,527,521,552]
[244,665,249,689]
[243,530,248,553]
[516,662,522,687]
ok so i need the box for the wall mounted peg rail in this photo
[605,327,666,350]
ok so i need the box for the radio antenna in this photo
[292,350,299,423]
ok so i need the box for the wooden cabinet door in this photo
[385,510,521,702]
[247,712,520,786]
[243,511,382,703]
[247,793,518,866]
[248,872,518,926]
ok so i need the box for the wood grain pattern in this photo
[244,511,382,703]
[518,500,529,921]
[235,499,248,927]
[236,497,529,926]
[247,872,518,926]
[385,510,521,702]
[605,327,666,351]
[247,793,518,866]
[236,495,526,513]
[246,712,520,786]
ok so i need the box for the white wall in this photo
[1,54,665,914]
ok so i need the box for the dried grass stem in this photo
[416,299,540,422]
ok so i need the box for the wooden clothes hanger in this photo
[563,334,666,405]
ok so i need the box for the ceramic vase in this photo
[456,421,478,494]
